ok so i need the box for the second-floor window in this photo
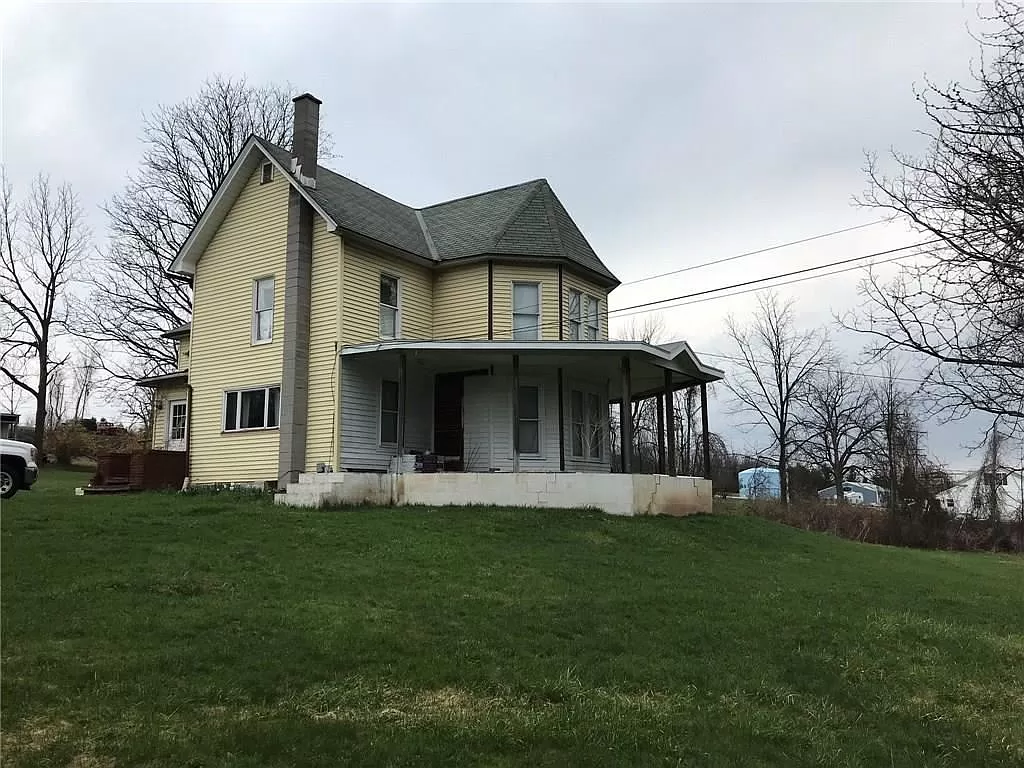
[585,296,600,340]
[512,282,540,340]
[253,277,275,343]
[568,289,600,341]
[568,290,582,340]
[380,274,400,339]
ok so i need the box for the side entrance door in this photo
[166,400,187,451]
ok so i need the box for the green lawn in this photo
[3,469,1023,767]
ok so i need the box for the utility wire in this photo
[619,218,892,286]
[608,252,913,322]
[607,236,944,317]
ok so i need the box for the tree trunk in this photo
[778,447,788,504]
[34,348,47,454]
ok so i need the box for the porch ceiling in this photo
[340,339,724,399]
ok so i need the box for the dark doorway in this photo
[433,373,465,462]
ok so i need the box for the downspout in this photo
[183,382,193,489]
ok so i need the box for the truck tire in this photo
[0,462,18,499]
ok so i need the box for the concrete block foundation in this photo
[275,471,712,516]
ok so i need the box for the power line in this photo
[620,218,892,287]
[607,236,944,318]
[609,252,913,322]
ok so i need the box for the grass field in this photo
[3,469,1023,767]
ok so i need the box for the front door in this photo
[433,373,464,463]
[166,400,187,451]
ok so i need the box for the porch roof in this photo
[340,339,724,399]
[136,370,189,388]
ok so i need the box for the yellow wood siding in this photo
[176,336,191,369]
[491,264,559,340]
[433,263,489,340]
[563,271,610,341]
[341,242,433,344]
[188,165,288,484]
[150,385,187,449]
[304,222,342,471]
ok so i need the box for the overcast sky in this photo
[2,2,999,470]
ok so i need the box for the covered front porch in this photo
[277,339,724,516]
[335,339,724,478]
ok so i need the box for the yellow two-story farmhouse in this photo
[140,94,723,513]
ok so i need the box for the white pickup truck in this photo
[1,438,39,499]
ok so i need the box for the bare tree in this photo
[77,76,332,389]
[70,342,100,420]
[0,172,89,450]
[725,293,831,503]
[799,365,880,503]
[46,366,68,430]
[850,1,1024,437]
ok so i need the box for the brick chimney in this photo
[291,93,321,187]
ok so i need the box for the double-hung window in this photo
[380,380,399,444]
[380,275,400,339]
[516,385,541,454]
[224,386,280,431]
[570,388,603,458]
[512,282,540,340]
[584,296,600,340]
[568,289,582,340]
[253,277,275,343]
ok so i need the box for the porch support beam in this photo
[397,351,407,463]
[512,354,520,473]
[665,368,677,477]
[621,356,633,474]
[701,382,711,481]
[656,392,665,474]
[557,367,566,472]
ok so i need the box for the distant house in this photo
[936,469,1024,522]
[738,467,780,499]
[818,482,888,507]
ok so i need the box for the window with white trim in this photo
[379,275,400,339]
[568,289,582,340]
[223,386,280,431]
[380,380,399,444]
[586,392,602,458]
[517,385,541,454]
[585,295,600,340]
[570,388,603,458]
[253,277,275,343]
[512,282,540,340]
[570,390,585,456]
[261,162,274,184]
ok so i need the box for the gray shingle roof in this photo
[256,137,618,285]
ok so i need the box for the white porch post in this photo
[700,382,712,480]
[397,351,407,463]
[512,353,520,473]
[621,356,633,473]
[665,368,677,477]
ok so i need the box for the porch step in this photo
[277,471,394,508]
